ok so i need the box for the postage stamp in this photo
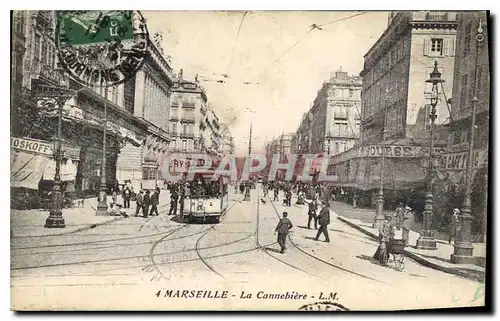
[55,10,149,87]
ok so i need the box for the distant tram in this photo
[182,170,229,223]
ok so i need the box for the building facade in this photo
[293,70,362,157]
[116,40,174,191]
[219,124,235,155]
[169,72,207,154]
[329,11,458,210]
[11,11,148,198]
[445,11,490,237]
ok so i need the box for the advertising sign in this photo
[11,137,53,156]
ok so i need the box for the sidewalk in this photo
[330,200,486,282]
[11,190,173,238]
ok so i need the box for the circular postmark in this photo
[55,10,149,87]
[298,301,350,311]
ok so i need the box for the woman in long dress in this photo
[373,215,395,265]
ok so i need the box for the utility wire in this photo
[249,11,370,83]
[226,11,248,73]
[316,11,369,29]
[250,27,314,82]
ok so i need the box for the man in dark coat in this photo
[169,188,178,215]
[122,186,131,208]
[307,199,318,229]
[142,190,151,218]
[273,187,279,202]
[150,190,159,216]
[135,190,144,216]
[275,212,293,254]
[315,201,331,242]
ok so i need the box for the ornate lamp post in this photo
[451,18,485,264]
[96,87,109,215]
[36,85,76,228]
[416,61,442,250]
[373,88,389,229]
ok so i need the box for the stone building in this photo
[219,123,235,156]
[445,11,490,237]
[293,69,362,157]
[329,11,458,209]
[169,71,208,153]
[11,11,148,197]
[115,38,174,191]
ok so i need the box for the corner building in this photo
[329,11,458,209]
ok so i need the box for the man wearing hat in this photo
[275,212,293,254]
[449,208,460,244]
[315,200,331,243]
[135,190,144,216]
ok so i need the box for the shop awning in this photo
[10,150,49,190]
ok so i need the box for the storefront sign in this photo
[445,149,487,171]
[11,137,53,156]
[330,144,447,165]
[360,145,446,158]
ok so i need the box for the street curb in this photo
[13,216,127,238]
[337,216,485,283]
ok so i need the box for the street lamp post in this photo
[36,85,75,228]
[243,122,252,201]
[373,88,389,229]
[96,87,109,215]
[451,18,485,264]
[416,61,442,250]
[45,97,66,228]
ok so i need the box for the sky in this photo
[143,11,390,156]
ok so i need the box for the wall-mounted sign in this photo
[445,149,487,171]
[11,137,53,156]
[330,144,447,165]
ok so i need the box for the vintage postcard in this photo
[10,10,488,311]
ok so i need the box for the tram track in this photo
[254,187,333,283]
[267,190,386,285]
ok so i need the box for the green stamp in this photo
[55,10,149,87]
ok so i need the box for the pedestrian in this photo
[179,185,187,217]
[135,190,144,216]
[275,212,293,254]
[150,189,159,216]
[122,186,131,209]
[286,190,292,207]
[306,199,318,229]
[274,188,279,202]
[373,214,395,265]
[169,188,178,215]
[112,189,118,205]
[239,182,245,194]
[315,200,331,242]
[449,208,460,244]
[402,205,413,246]
[142,190,151,218]
[392,202,404,230]
[263,184,268,197]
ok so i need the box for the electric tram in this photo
[182,170,229,223]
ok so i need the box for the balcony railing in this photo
[181,115,196,123]
[180,132,195,138]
